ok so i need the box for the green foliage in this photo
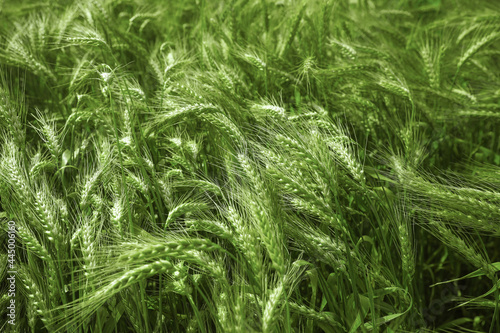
[0,0,499,332]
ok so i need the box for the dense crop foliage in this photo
[0,0,500,332]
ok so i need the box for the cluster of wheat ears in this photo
[0,0,499,332]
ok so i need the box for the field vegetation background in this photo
[0,0,500,332]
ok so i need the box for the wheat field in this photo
[0,0,499,332]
